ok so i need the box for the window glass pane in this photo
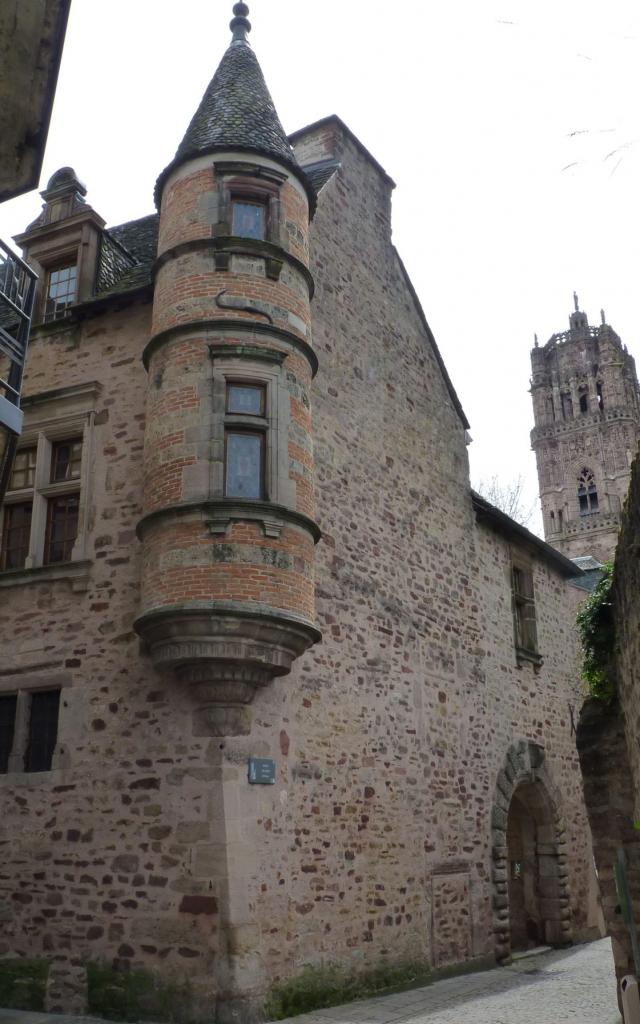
[227,385,264,416]
[24,690,60,773]
[225,432,263,499]
[44,264,77,322]
[0,694,17,773]
[50,439,82,482]
[0,502,32,570]
[44,494,79,564]
[8,447,37,490]
[232,201,266,240]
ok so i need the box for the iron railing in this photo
[0,239,37,498]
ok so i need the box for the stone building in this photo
[0,5,604,1021]
[530,295,640,563]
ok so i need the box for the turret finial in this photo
[534,333,539,348]
[573,290,579,312]
[230,2,251,42]
[600,308,606,325]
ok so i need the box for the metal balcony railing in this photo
[0,239,37,496]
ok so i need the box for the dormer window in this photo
[43,261,77,322]
[231,199,267,241]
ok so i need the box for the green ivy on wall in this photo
[577,562,616,701]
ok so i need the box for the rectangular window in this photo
[44,263,78,322]
[513,565,539,656]
[1,431,85,573]
[50,438,82,483]
[8,447,37,491]
[225,432,264,499]
[24,690,60,773]
[0,694,17,773]
[44,493,80,564]
[231,200,267,240]
[226,384,265,416]
[224,381,266,500]
[0,502,33,570]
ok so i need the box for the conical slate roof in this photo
[154,4,315,211]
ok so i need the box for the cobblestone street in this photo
[0,939,622,1024]
[281,940,621,1024]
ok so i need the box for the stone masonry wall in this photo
[614,454,640,800]
[213,123,598,992]
[0,121,601,1020]
[0,302,229,1019]
[576,455,640,1010]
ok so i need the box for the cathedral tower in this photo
[135,3,321,736]
[530,295,640,562]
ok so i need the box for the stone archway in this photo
[491,740,572,962]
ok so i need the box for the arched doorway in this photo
[492,740,572,962]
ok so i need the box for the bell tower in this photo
[530,295,640,562]
[135,2,321,736]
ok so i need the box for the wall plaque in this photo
[248,757,276,785]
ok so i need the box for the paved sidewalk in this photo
[0,939,622,1024]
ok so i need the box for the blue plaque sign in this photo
[248,758,276,785]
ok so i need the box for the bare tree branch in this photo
[474,474,537,528]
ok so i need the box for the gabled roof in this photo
[154,7,315,212]
[471,490,584,578]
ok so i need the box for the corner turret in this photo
[135,4,321,736]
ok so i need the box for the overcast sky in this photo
[3,0,640,535]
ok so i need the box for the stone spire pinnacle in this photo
[230,2,251,43]
[573,290,579,312]
[154,3,316,212]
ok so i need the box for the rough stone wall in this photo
[577,700,639,1008]
[222,123,598,989]
[577,455,640,1009]
[0,122,601,1020]
[0,302,229,1019]
[614,454,640,788]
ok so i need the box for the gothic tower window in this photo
[561,393,573,420]
[578,468,598,515]
[579,392,588,414]
[597,382,604,411]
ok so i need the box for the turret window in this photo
[578,468,598,515]
[224,382,267,500]
[231,200,267,241]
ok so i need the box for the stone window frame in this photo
[30,240,82,324]
[511,553,543,669]
[0,382,100,588]
[213,160,286,248]
[0,677,73,780]
[209,347,293,510]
